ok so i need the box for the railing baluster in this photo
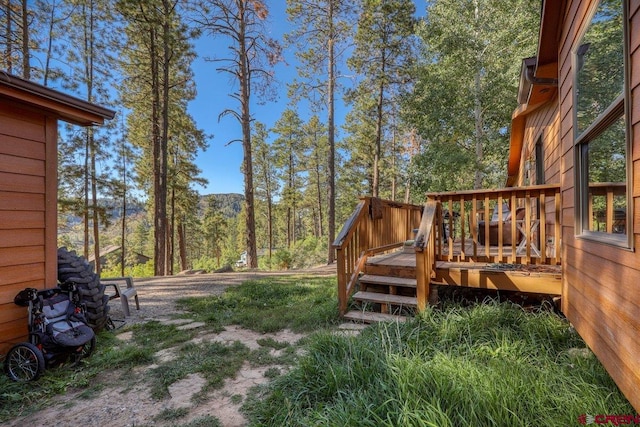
[540,191,547,262]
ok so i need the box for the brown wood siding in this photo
[518,101,561,186]
[0,104,52,356]
[515,101,561,252]
[560,0,640,412]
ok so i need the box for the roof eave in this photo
[0,72,115,126]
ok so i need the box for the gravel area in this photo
[3,265,337,427]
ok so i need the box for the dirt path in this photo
[2,265,338,427]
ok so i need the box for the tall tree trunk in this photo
[168,184,175,274]
[315,162,323,237]
[5,1,12,74]
[473,0,484,189]
[86,2,100,274]
[373,77,385,198]
[326,6,336,264]
[83,137,89,259]
[151,27,166,276]
[473,70,483,189]
[160,0,172,275]
[239,3,257,269]
[43,4,55,85]
[391,125,396,201]
[120,168,127,277]
[20,0,28,79]
[178,220,188,271]
[90,131,100,273]
[287,150,294,247]
[267,190,272,266]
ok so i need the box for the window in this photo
[535,137,544,185]
[574,0,630,245]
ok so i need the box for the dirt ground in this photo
[2,265,338,427]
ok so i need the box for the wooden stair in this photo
[343,311,408,323]
[344,250,418,323]
[342,247,563,324]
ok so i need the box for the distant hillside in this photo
[199,193,244,218]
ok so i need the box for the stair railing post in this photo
[415,200,438,311]
[336,247,347,316]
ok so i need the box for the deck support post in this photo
[336,248,347,316]
[416,250,429,311]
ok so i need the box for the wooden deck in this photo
[333,193,563,322]
[366,251,561,294]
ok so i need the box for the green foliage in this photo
[272,249,293,270]
[154,407,189,421]
[290,236,329,269]
[403,0,539,192]
[177,276,339,333]
[191,255,223,273]
[244,302,633,426]
[100,261,155,279]
[345,0,417,198]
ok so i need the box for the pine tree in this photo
[252,121,278,266]
[0,0,34,78]
[118,0,204,275]
[347,0,416,198]
[272,109,304,248]
[191,0,281,269]
[286,0,354,264]
[301,115,328,238]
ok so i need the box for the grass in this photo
[243,301,635,427]
[1,275,634,426]
[176,275,340,333]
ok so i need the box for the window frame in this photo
[573,0,632,249]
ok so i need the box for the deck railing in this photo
[427,184,562,265]
[332,197,423,315]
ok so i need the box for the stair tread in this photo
[359,274,417,288]
[343,310,408,323]
[353,291,417,306]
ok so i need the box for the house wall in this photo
[0,102,57,356]
[518,101,561,187]
[559,0,640,411]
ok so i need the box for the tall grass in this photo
[177,276,339,333]
[244,301,634,426]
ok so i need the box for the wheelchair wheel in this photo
[4,342,45,382]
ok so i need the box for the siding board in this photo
[1,317,29,348]
[0,153,44,176]
[0,135,45,160]
[0,171,44,194]
[0,280,43,303]
[0,106,45,142]
[0,211,44,229]
[0,192,44,211]
[0,246,45,268]
[0,263,45,287]
[0,229,44,248]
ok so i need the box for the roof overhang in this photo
[506,0,567,187]
[0,72,115,126]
